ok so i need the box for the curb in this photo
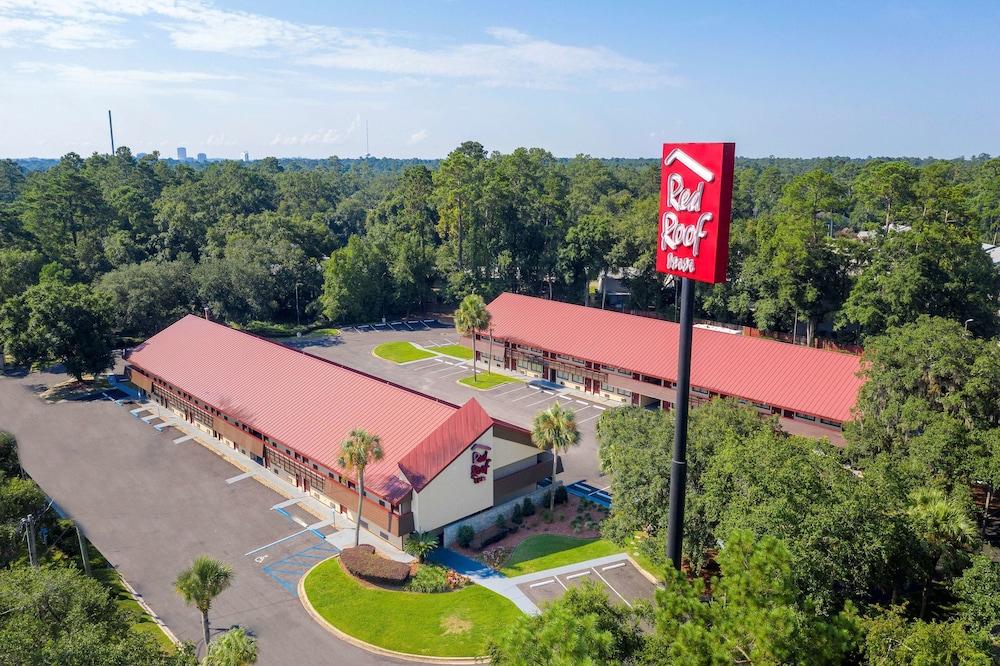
[297,558,488,665]
[625,554,665,586]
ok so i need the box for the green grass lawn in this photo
[429,344,474,360]
[307,327,341,337]
[458,373,521,390]
[304,558,522,657]
[500,535,623,577]
[372,341,435,363]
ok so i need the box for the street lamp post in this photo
[964,318,973,331]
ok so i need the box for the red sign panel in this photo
[656,142,735,284]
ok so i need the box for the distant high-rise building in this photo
[177,147,187,160]
[196,152,207,163]
[242,151,250,162]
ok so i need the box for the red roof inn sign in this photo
[656,143,736,284]
[471,443,491,484]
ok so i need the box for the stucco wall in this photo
[412,431,494,532]
[441,484,553,546]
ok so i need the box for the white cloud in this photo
[407,129,428,145]
[15,61,240,85]
[0,0,674,90]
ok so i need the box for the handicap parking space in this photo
[247,529,340,595]
[517,559,657,609]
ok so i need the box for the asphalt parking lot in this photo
[0,369,397,665]
[292,327,614,485]
[517,559,657,608]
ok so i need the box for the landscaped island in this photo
[302,552,521,658]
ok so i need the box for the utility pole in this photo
[108,110,115,154]
[665,278,694,569]
[76,523,92,576]
[23,514,38,567]
[294,282,301,327]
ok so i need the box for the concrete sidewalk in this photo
[428,547,633,615]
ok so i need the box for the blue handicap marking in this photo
[261,536,340,595]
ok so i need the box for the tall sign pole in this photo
[657,142,735,570]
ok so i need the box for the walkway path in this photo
[428,548,632,615]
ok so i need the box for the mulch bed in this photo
[453,494,607,561]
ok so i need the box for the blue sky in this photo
[1,1,998,159]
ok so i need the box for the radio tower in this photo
[108,110,115,154]
[365,120,370,158]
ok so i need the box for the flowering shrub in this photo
[481,546,509,569]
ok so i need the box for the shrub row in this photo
[541,485,568,507]
[340,545,410,585]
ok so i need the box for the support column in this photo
[666,277,694,570]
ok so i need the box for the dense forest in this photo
[1,144,997,356]
[1,146,999,663]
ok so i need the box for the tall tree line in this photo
[1,148,998,350]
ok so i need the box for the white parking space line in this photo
[602,562,626,571]
[526,394,557,407]
[172,434,194,444]
[271,497,305,510]
[557,394,572,401]
[427,365,459,375]
[511,391,539,403]
[496,386,527,398]
[576,400,589,405]
[244,528,310,557]
[292,515,308,527]
[572,405,591,415]
[225,471,255,484]
[439,369,468,379]
[408,359,442,371]
[577,414,603,424]
[591,566,632,607]
[566,571,591,580]
[141,414,158,422]
[129,407,146,415]
[529,579,555,588]
[593,405,606,411]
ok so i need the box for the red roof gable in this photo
[127,315,482,502]
[486,293,863,423]
[398,399,495,492]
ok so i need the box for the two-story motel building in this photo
[478,293,863,444]
[125,315,553,548]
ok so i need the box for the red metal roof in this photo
[398,400,494,492]
[486,293,863,422]
[127,315,489,502]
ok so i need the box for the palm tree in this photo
[532,402,581,511]
[338,429,384,547]
[204,627,258,666]
[454,294,491,380]
[906,486,977,618]
[174,556,234,653]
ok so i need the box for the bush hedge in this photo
[456,525,475,548]
[340,545,411,586]
[405,563,450,593]
[521,496,536,517]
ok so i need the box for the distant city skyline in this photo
[1,1,998,159]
